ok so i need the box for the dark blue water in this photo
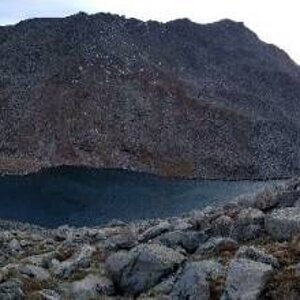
[0,167,280,228]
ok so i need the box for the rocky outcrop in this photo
[0,178,300,299]
[222,258,274,300]
[1,13,300,179]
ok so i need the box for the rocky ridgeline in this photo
[1,13,300,179]
[0,179,300,299]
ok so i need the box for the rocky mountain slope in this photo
[1,12,300,178]
[0,178,299,299]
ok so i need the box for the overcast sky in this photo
[0,0,299,64]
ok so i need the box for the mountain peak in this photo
[0,12,300,179]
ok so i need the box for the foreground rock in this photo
[171,262,210,300]
[0,178,299,298]
[222,258,274,300]
[106,244,185,295]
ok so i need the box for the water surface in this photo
[0,167,281,227]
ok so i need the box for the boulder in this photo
[0,281,24,300]
[19,264,50,281]
[8,239,22,253]
[265,207,300,240]
[105,244,185,295]
[255,179,300,210]
[222,258,273,300]
[169,217,193,231]
[210,215,233,237]
[236,208,265,225]
[61,274,114,299]
[231,208,265,241]
[235,246,279,268]
[51,245,95,279]
[145,274,177,297]
[22,252,56,268]
[139,221,172,242]
[188,211,210,230]
[254,187,281,211]
[171,262,210,300]
[154,230,208,253]
[103,229,137,250]
[187,260,226,280]
[33,289,61,300]
[196,237,238,256]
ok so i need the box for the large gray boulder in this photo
[171,262,210,300]
[265,207,300,240]
[105,244,185,296]
[222,258,273,300]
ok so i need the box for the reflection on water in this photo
[0,167,282,227]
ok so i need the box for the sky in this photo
[0,0,299,64]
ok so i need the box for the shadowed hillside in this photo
[1,12,300,178]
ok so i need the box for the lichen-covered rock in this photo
[171,262,210,300]
[187,260,226,280]
[154,230,208,253]
[8,239,22,254]
[22,252,56,268]
[143,274,177,298]
[19,264,50,281]
[105,244,185,295]
[222,258,274,300]
[32,289,61,300]
[211,215,234,237]
[168,217,193,231]
[51,245,95,279]
[196,237,238,256]
[235,246,279,268]
[139,221,172,242]
[60,274,114,299]
[231,208,265,241]
[255,179,300,211]
[188,211,210,231]
[0,281,24,300]
[103,229,137,250]
[265,207,300,240]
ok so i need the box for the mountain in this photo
[1,12,300,179]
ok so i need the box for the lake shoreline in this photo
[0,164,293,182]
[0,177,299,299]
[0,166,282,227]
